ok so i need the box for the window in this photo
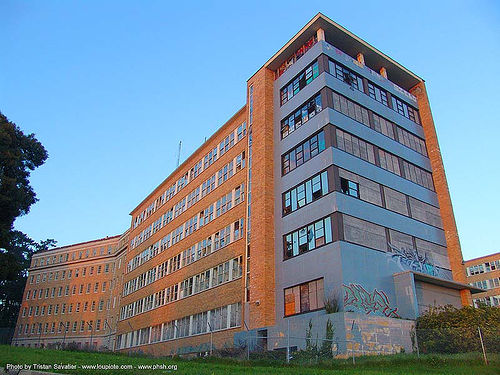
[283,171,329,215]
[392,95,420,124]
[367,82,388,106]
[336,128,376,164]
[217,161,234,185]
[280,61,319,105]
[335,128,433,191]
[233,185,244,206]
[329,60,364,92]
[219,132,235,156]
[284,278,324,316]
[401,160,434,191]
[340,178,359,198]
[284,217,333,259]
[235,152,245,171]
[282,131,326,175]
[332,91,370,128]
[281,94,323,139]
[378,149,401,176]
[237,122,246,141]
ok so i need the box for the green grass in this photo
[1,345,499,375]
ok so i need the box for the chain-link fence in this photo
[225,325,499,365]
[415,327,499,356]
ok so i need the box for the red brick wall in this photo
[410,81,471,306]
[247,67,276,328]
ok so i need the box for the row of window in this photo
[280,88,427,161]
[281,164,442,230]
[283,170,329,215]
[328,58,420,125]
[282,130,326,175]
[337,168,443,229]
[130,152,245,251]
[133,122,246,229]
[117,302,241,349]
[283,212,448,271]
[124,219,244,296]
[470,278,500,290]
[19,318,108,337]
[29,263,113,285]
[120,257,242,321]
[280,125,433,191]
[32,245,114,268]
[27,281,108,301]
[342,213,449,267]
[284,216,333,259]
[281,93,323,139]
[280,61,319,105]
[284,278,324,317]
[335,128,434,191]
[473,295,500,308]
[127,182,244,276]
[22,298,110,318]
[466,260,500,276]
[331,90,427,156]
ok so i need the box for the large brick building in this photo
[465,252,500,307]
[12,232,128,349]
[13,13,481,355]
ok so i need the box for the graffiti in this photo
[387,242,438,276]
[276,35,318,78]
[386,243,452,280]
[343,283,400,318]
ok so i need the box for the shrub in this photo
[324,293,341,314]
[416,304,500,354]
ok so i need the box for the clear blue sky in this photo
[1,1,499,260]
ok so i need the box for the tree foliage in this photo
[416,304,500,354]
[0,112,55,329]
[0,112,48,248]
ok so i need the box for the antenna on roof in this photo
[176,141,182,168]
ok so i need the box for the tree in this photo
[0,112,48,248]
[0,112,55,329]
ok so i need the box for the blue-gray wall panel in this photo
[332,148,439,207]
[336,192,446,246]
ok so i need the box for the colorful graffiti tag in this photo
[343,283,400,318]
[387,243,452,280]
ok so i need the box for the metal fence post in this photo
[414,326,420,358]
[478,327,488,365]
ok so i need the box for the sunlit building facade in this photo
[12,233,128,349]
[465,252,500,307]
[14,13,480,355]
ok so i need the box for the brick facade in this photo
[12,235,125,349]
